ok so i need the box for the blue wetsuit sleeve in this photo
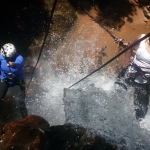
[11,55,24,73]
[13,55,24,68]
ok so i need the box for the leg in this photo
[18,84,28,118]
[0,80,8,100]
[134,84,149,120]
[114,67,130,91]
[115,66,149,120]
[10,83,28,118]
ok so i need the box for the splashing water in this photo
[23,33,150,149]
[25,55,150,149]
[63,74,150,150]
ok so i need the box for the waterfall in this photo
[63,74,150,150]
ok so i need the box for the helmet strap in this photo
[1,47,7,57]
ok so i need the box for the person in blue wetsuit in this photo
[115,34,150,121]
[0,43,28,118]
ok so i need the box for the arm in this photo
[8,55,24,73]
[7,55,24,67]
[124,35,141,67]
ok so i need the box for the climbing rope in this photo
[26,0,58,92]
[68,32,150,89]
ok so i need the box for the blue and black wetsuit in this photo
[0,54,28,118]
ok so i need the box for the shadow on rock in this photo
[68,0,137,29]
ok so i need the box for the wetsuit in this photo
[133,34,150,73]
[115,34,150,120]
[0,54,28,118]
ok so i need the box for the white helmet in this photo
[1,43,16,57]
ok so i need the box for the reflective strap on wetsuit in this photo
[1,73,23,87]
[130,63,150,83]
[3,71,23,80]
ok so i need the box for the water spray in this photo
[68,32,150,89]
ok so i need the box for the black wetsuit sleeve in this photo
[0,61,1,75]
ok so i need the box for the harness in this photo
[127,63,150,84]
[0,71,24,89]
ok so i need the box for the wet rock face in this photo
[0,115,117,150]
[0,115,50,150]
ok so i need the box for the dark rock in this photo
[0,115,50,150]
[0,115,117,150]
[45,123,117,150]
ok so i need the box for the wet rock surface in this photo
[0,115,49,149]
